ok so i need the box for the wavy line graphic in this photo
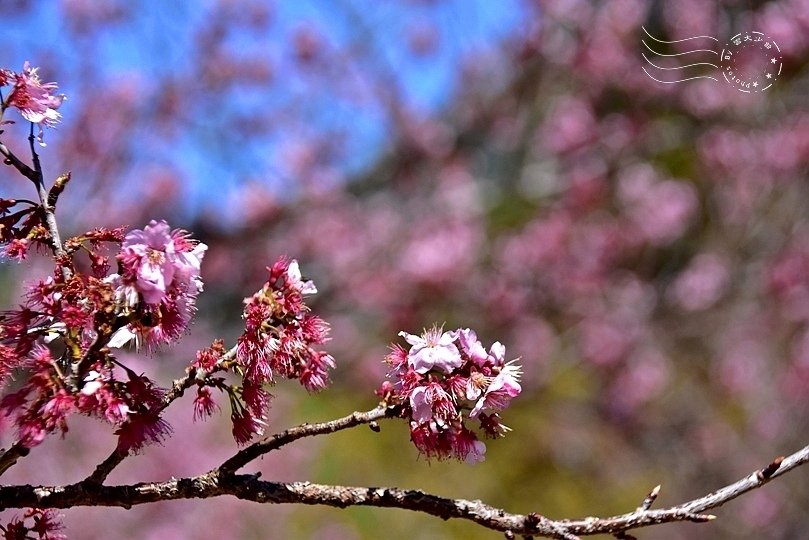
[642,53,718,70]
[642,26,718,43]
[642,67,718,83]
[642,40,718,56]
[640,26,720,85]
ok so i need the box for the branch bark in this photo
[26,128,66,260]
[2,442,805,537]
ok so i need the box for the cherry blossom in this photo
[3,62,66,144]
[107,220,207,348]
[399,326,463,374]
[380,328,522,462]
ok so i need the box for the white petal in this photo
[108,326,137,348]
[287,260,302,282]
[399,331,422,346]
[81,380,103,396]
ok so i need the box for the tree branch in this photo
[1,443,806,538]
[0,442,29,478]
[0,140,36,181]
[218,404,400,474]
[27,126,66,260]
[0,132,68,260]
[0,133,69,478]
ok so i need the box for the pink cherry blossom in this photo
[409,382,455,427]
[382,327,522,462]
[399,326,462,374]
[227,256,334,444]
[193,387,220,422]
[4,62,66,144]
[108,220,207,348]
[453,427,487,464]
[231,409,265,446]
[4,238,29,261]
[119,220,206,305]
[457,328,488,366]
[470,363,522,418]
[286,259,318,295]
[3,509,65,540]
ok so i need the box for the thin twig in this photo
[0,442,29,478]
[28,125,66,260]
[0,140,36,181]
[161,345,237,407]
[638,484,660,511]
[218,404,400,474]
[84,346,238,485]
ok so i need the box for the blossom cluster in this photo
[0,205,336,454]
[228,257,334,444]
[0,196,60,262]
[0,221,205,452]
[0,62,66,144]
[106,220,207,349]
[378,326,521,463]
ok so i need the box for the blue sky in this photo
[0,0,526,215]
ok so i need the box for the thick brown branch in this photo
[218,404,400,474]
[0,473,571,538]
[1,443,808,538]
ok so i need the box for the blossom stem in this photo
[0,443,29,477]
[27,123,66,260]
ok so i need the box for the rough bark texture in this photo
[1,411,806,539]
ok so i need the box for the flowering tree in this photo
[0,54,807,540]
